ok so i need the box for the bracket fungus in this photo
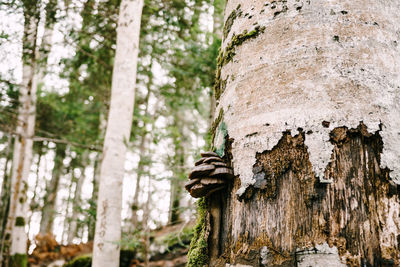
[185,151,234,198]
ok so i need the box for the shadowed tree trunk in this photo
[168,113,186,225]
[39,144,66,234]
[0,132,13,259]
[67,165,86,244]
[189,1,400,266]
[131,67,152,230]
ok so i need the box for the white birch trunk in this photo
[5,5,39,260]
[92,0,144,266]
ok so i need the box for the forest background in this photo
[0,0,223,265]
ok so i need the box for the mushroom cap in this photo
[209,167,235,179]
[188,164,215,179]
[194,158,206,166]
[200,151,219,157]
[203,157,224,164]
[210,161,228,167]
[185,178,200,190]
[189,184,208,198]
[200,177,226,185]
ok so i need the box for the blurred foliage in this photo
[156,226,194,251]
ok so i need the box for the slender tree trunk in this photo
[168,114,185,225]
[195,1,400,266]
[92,0,143,265]
[61,165,73,244]
[67,166,86,244]
[39,144,66,234]
[131,72,152,230]
[142,176,152,267]
[130,130,148,229]
[2,2,40,265]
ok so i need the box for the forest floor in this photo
[28,220,195,267]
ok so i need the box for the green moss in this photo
[187,198,209,267]
[15,216,25,226]
[10,253,28,267]
[213,25,266,100]
[223,4,242,39]
[64,255,92,267]
[224,26,266,65]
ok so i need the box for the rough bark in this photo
[39,144,66,234]
[92,0,144,265]
[200,0,400,266]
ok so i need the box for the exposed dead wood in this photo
[208,125,400,266]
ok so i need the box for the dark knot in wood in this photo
[185,151,234,198]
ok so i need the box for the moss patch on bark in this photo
[187,198,209,267]
[10,253,28,267]
[223,4,242,39]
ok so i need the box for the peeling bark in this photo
[209,126,400,266]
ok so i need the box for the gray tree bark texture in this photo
[206,0,400,266]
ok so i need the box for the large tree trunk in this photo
[92,0,143,266]
[194,1,400,266]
